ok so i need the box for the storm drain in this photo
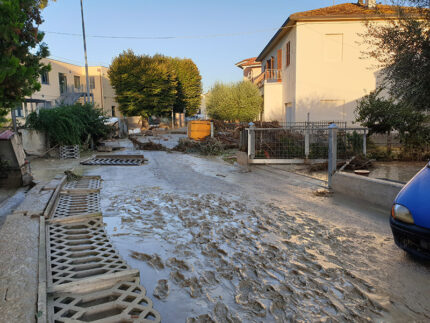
[46,217,130,287]
[52,193,100,219]
[81,154,146,166]
[49,278,161,322]
[41,176,161,322]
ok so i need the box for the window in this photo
[324,34,343,62]
[41,71,49,84]
[74,75,80,89]
[286,41,291,67]
[58,73,67,94]
[89,76,95,89]
[15,106,23,117]
[111,106,116,117]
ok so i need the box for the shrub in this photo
[25,103,112,146]
[206,81,263,122]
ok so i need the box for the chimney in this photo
[365,0,377,8]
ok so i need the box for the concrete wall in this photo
[332,171,403,210]
[19,129,47,156]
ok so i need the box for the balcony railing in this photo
[253,69,282,87]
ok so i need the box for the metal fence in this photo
[245,125,368,163]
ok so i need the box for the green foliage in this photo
[169,57,202,116]
[25,104,111,145]
[0,0,50,111]
[206,81,263,122]
[0,108,9,126]
[356,88,429,152]
[108,51,177,118]
[363,1,430,111]
[355,88,399,135]
[108,51,202,118]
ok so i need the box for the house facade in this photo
[253,0,400,125]
[13,58,119,122]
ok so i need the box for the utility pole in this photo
[80,0,90,103]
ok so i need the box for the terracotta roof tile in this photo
[236,57,261,68]
[291,3,419,19]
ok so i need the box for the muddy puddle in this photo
[100,185,429,323]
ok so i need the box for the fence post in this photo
[247,125,255,159]
[305,125,310,159]
[328,124,338,188]
[210,122,214,138]
[363,129,367,156]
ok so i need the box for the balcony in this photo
[253,69,282,88]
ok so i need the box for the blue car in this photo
[390,161,430,258]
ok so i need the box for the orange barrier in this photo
[188,120,211,141]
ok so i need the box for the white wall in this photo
[263,82,283,121]
[295,20,381,125]
[260,26,297,122]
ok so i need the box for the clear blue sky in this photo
[40,1,358,91]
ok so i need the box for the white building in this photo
[254,0,404,125]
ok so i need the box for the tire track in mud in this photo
[104,188,427,322]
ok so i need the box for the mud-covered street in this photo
[31,138,430,322]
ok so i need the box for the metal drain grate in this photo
[47,217,129,287]
[41,176,161,322]
[52,193,100,219]
[81,154,146,166]
[49,278,161,322]
[63,177,102,190]
[60,145,80,159]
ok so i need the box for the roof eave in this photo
[256,17,293,62]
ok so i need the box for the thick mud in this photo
[103,187,429,322]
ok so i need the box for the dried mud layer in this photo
[103,188,429,323]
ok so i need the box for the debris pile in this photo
[173,137,224,155]
[129,136,166,151]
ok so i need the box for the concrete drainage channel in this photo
[38,175,161,322]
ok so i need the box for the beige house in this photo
[13,58,119,122]
[252,0,405,125]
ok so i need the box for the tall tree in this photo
[108,51,177,118]
[169,58,202,116]
[363,1,430,111]
[0,0,50,111]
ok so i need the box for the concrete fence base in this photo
[332,171,404,210]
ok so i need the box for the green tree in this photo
[0,0,50,111]
[169,58,202,116]
[108,50,177,118]
[363,1,430,111]
[207,81,263,122]
[355,88,429,152]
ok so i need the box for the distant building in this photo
[246,0,411,124]
[235,57,262,82]
[12,58,119,122]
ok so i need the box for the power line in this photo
[42,26,294,40]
